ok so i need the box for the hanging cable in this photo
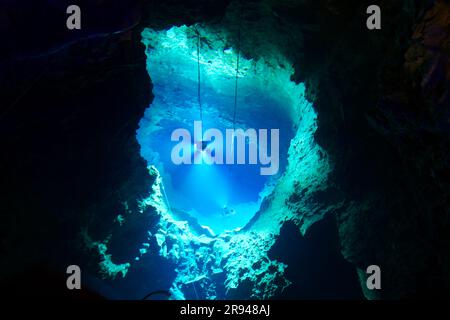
[233,1,243,131]
[161,179,172,213]
[196,27,203,123]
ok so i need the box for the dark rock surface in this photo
[0,27,153,294]
[268,217,363,299]
[300,0,450,299]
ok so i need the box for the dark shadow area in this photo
[269,216,363,299]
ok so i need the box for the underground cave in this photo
[111,24,342,300]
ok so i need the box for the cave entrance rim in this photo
[137,24,311,235]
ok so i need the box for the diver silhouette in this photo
[222,205,236,217]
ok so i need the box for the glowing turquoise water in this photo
[137,26,296,234]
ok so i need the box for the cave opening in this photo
[137,25,301,235]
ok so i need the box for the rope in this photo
[196,28,203,123]
[233,1,243,131]
[160,178,172,213]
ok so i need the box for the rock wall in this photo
[283,0,450,298]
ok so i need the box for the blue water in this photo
[138,75,294,234]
